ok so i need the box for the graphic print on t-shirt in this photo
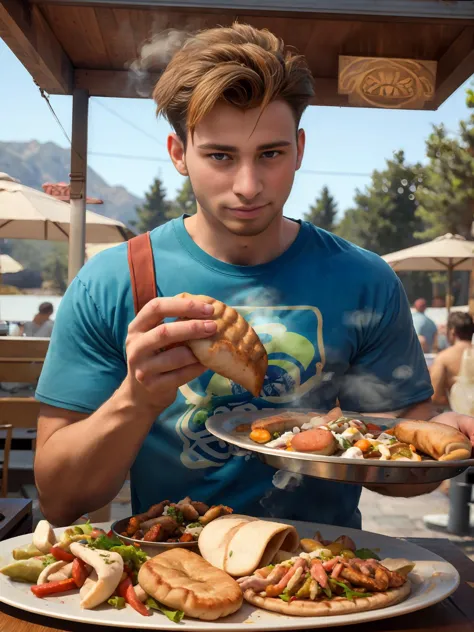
[176,304,325,469]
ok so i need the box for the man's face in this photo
[168,100,305,237]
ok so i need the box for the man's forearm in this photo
[35,382,159,526]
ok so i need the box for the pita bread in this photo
[243,581,411,616]
[394,421,471,461]
[199,515,299,577]
[137,548,242,621]
[176,293,268,397]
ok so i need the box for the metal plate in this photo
[206,409,474,485]
[110,516,199,557]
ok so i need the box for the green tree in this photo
[169,178,197,217]
[415,88,474,240]
[335,150,425,255]
[131,177,173,233]
[42,243,68,292]
[304,186,338,231]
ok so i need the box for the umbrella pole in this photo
[68,88,89,285]
[447,262,453,315]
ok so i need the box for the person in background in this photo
[22,302,55,338]
[430,312,474,407]
[412,298,438,352]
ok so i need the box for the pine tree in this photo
[169,177,197,218]
[131,177,172,233]
[304,186,338,232]
[415,88,474,240]
[335,150,425,255]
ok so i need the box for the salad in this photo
[0,519,183,622]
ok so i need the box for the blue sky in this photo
[0,38,471,221]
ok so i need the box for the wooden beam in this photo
[75,69,350,105]
[0,0,73,94]
[432,27,474,109]
[28,0,474,20]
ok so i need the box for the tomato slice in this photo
[50,546,75,563]
[31,578,77,598]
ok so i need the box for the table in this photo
[0,498,32,541]
[0,538,473,631]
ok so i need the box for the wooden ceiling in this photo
[1,0,473,108]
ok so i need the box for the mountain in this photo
[0,140,142,227]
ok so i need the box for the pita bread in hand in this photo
[138,548,242,620]
[176,293,268,397]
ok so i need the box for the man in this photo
[23,302,55,338]
[412,298,438,352]
[34,23,474,528]
[430,312,474,407]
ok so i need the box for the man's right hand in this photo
[122,296,217,413]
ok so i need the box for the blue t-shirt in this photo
[36,218,433,529]
[412,312,438,352]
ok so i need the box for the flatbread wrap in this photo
[240,551,412,617]
[394,421,471,461]
[198,515,299,577]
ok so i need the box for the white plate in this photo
[0,521,459,630]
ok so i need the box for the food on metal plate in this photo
[239,530,412,617]
[121,498,233,543]
[138,548,243,620]
[394,420,472,461]
[199,515,299,577]
[248,407,472,462]
[175,292,268,397]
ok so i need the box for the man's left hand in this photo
[430,411,474,448]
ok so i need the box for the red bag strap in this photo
[127,232,157,315]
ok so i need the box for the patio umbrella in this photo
[0,254,24,275]
[0,173,134,243]
[382,234,474,312]
[85,242,123,260]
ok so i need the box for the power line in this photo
[88,151,372,177]
[92,99,167,149]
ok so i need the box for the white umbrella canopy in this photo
[382,233,474,312]
[382,234,474,272]
[0,254,24,274]
[85,242,123,260]
[0,173,134,243]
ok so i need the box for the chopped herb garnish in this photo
[272,432,281,439]
[229,551,233,557]
[41,554,57,567]
[166,506,184,525]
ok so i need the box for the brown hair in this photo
[448,311,474,341]
[153,22,315,142]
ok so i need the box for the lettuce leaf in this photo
[146,598,184,623]
[354,548,380,561]
[108,596,126,609]
[89,533,123,551]
[330,579,371,600]
[110,545,148,571]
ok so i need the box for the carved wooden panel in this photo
[338,56,437,109]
